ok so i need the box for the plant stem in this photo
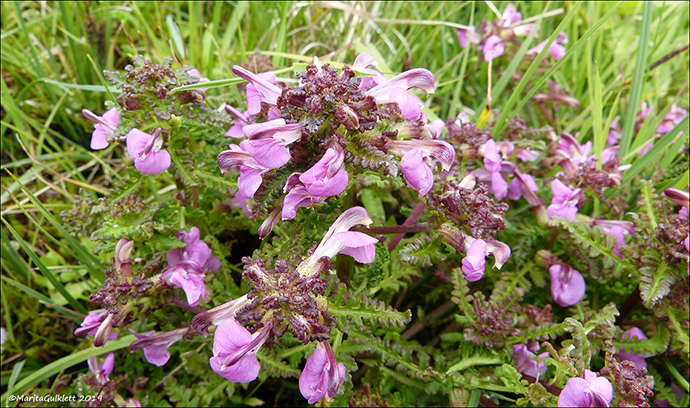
[615,286,641,325]
[354,222,431,235]
[387,200,427,253]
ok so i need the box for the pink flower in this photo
[160,260,206,307]
[167,227,220,273]
[242,119,303,169]
[304,207,378,268]
[88,352,114,385]
[299,341,346,404]
[83,108,119,150]
[513,341,548,378]
[365,69,435,121]
[592,220,634,258]
[352,52,388,90]
[500,3,523,27]
[457,25,481,48]
[529,32,568,60]
[282,146,349,220]
[657,104,687,134]
[218,144,272,216]
[479,35,506,61]
[126,128,171,175]
[210,319,271,383]
[191,294,251,337]
[389,139,455,196]
[129,328,188,367]
[75,311,118,345]
[549,264,585,307]
[224,105,250,138]
[556,133,594,167]
[400,148,435,196]
[462,239,487,281]
[232,66,282,115]
[472,139,510,200]
[547,179,581,222]
[615,327,648,369]
[558,370,613,407]
[507,173,539,202]
[516,147,540,162]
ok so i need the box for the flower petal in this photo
[558,378,593,407]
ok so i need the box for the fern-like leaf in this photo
[328,283,411,332]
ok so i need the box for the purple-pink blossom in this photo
[547,179,581,222]
[549,264,586,307]
[126,128,171,175]
[224,104,250,138]
[529,32,568,60]
[657,104,687,134]
[472,139,510,200]
[210,319,271,383]
[161,227,220,306]
[75,311,118,345]
[232,66,281,115]
[389,139,455,196]
[167,227,220,273]
[556,132,594,167]
[615,327,648,369]
[352,52,388,90]
[457,25,481,48]
[513,341,548,378]
[299,341,346,404]
[365,69,435,121]
[218,144,272,216]
[161,260,206,307]
[242,119,303,169]
[462,239,487,281]
[304,207,378,269]
[593,219,634,258]
[282,146,349,220]
[129,328,188,367]
[192,294,251,337]
[83,108,119,150]
[507,173,539,201]
[400,148,435,196]
[88,352,114,385]
[558,370,613,407]
[480,35,506,61]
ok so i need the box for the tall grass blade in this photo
[0,335,136,403]
[494,1,624,138]
[491,2,582,138]
[592,62,604,168]
[166,15,186,60]
[618,2,653,158]
[6,171,106,282]
[622,115,688,184]
[1,218,88,314]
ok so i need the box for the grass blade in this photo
[1,218,87,314]
[491,1,583,138]
[0,335,136,403]
[618,1,653,158]
[592,62,604,168]
[166,14,186,60]
[622,115,689,184]
[493,1,624,138]
[5,171,106,282]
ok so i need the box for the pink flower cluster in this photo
[458,3,568,62]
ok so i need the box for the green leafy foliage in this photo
[328,283,412,332]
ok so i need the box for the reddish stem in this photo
[388,200,427,253]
